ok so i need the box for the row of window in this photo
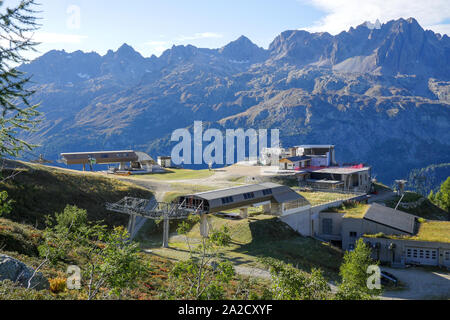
[220,189,272,205]
[100,153,130,158]
[221,196,234,204]
[406,248,437,260]
[243,192,255,199]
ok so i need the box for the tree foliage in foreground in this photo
[0,0,41,157]
[335,238,380,300]
[261,257,331,300]
[429,176,450,213]
[166,221,235,300]
[38,205,147,299]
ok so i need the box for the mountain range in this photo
[18,17,450,184]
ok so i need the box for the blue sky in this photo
[4,0,450,59]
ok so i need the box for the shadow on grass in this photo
[232,218,344,280]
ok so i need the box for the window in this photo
[262,189,272,195]
[445,251,450,261]
[243,192,255,200]
[349,231,357,238]
[407,248,412,257]
[221,196,234,204]
[322,218,332,235]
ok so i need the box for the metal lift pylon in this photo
[106,196,206,248]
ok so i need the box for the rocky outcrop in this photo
[0,254,49,290]
[16,18,450,185]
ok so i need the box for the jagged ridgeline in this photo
[17,17,450,185]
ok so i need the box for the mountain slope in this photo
[17,18,450,184]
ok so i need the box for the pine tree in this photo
[0,0,40,157]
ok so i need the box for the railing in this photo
[297,181,368,194]
[106,196,206,220]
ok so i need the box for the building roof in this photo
[135,151,155,162]
[280,156,311,162]
[61,150,135,156]
[308,166,370,174]
[179,182,309,213]
[295,145,334,149]
[192,182,282,200]
[363,203,418,234]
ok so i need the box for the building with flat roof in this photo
[296,165,372,193]
[60,150,162,173]
[316,203,450,268]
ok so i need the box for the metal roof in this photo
[295,145,335,148]
[309,167,370,174]
[281,156,311,162]
[191,182,282,200]
[363,203,417,234]
[179,183,309,213]
[61,150,135,156]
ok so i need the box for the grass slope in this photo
[0,161,153,228]
[385,191,448,221]
[146,214,343,281]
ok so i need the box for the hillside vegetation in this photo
[0,161,153,228]
[145,214,344,281]
[0,217,267,300]
[385,191,449,221]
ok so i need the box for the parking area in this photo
[381,266,450,300]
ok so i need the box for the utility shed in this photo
[176,182,310,215]
[363,203,418,234]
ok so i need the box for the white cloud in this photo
[32,32,88,44]
[301,0,450,35]
[177,32,223,41]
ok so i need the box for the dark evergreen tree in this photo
[0,0,40,157]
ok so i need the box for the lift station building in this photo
[175,182,311,218]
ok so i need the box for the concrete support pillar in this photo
[119,162,126,170]
[127,214,136,238]
[239,207,248,219]
[262,203,271,214]
[162,215,169,248]
[200,214,209,237]
[270,203,281,215]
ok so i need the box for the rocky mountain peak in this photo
[219,35,267,62]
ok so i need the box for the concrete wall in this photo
[341,218,408,250]
[279,199,347,237]
[362,237,450,267]
[279,209,311,236]
[318,212,344,239]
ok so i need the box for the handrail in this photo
[105,196,206,220]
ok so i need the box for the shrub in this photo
[49,277,67,294]
[55,205,88,231]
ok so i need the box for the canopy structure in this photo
[175,182,309,214]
